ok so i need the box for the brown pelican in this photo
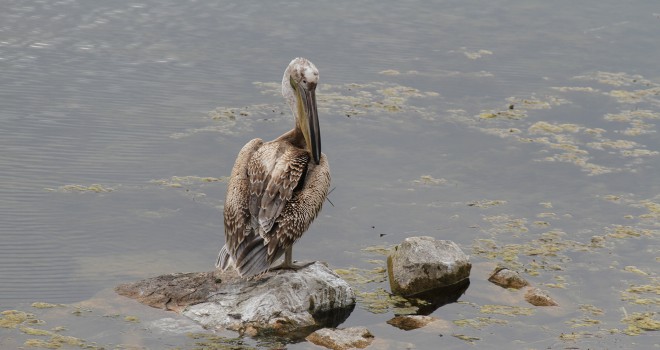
[216,58,330,278]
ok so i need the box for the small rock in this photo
[387,236,471,296]
[524,287,558,306]
[116,262,355,337]
[387,315,438,330]
[488,267,530,289]
[306,327,374,350]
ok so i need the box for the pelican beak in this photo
[292,77,321,164]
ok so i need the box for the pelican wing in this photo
[217,138,263,270]
[248,143,309,236]
[265,154,330,257]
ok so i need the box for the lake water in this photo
[1,0,658,349]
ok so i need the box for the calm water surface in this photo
[1,0,659,349]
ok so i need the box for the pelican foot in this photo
[271,260,316,272]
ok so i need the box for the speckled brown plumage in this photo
[216,58,330,278]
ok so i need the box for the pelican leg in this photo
[271,246,314,271]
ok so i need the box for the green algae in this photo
[413,175,447,185]
[567,318,601,328]
[0,310,38,328]
[181,333,265,350]
[572,71,654,87]
[529,121,581,134]
[606,225,655,239]
[47,184,115,193]
[249,80,440,122]
[453,317,508,329]
[623,266,649,276]
[450,47,493,60]
[621,312,660,335]
[360,245,394,256]
[579,304,605,316]
[558,331,593,341]
[621,281,660,306]
[479,305,535,316]
[123,315,140,323]
[335,266,420,314]
[467,199,507,208]
[24,339,60,349]
[2,308,93,349]
[452,334,480,343]
[150,175,227,188]
[447,71,660,176]
[20,326,53,336]
[31,302,64,309]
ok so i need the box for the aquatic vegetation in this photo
[621,312,660,335]
[606,225,655,239]
[451,333,480,343]
[413,175,447,186]
[181,333,261,350]
[1,309,94,349]
[47,184,115,193]
[467,199,507,208]
[479,305,535,316]
[529,121,581,134]
[558,331,595,341]
[579,304,605,316]
[623,266,649,276]
[123,315,139,323]
[567,317,601,328]
[572,71,654,87]
[150,175,227,188]
[31,303,64,309]
[621,281,660,306]
[335,266,419,314]
[0,310,38,328]
[453,317,508,329]
[20,326,53,336]
[446,71,660,176]
[450,47,493,60]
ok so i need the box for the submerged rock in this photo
[524,287,558,306]
[306,327,374,350]
[488,267,530,289]
[387,236,471,296]
[387,315,439,331]
[116,262,355,337]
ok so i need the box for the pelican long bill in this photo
[292,76,321,165]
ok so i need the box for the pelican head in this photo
[282,58,321,164]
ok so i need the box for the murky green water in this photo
[1,0,658,349]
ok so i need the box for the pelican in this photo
[216,58,330,278]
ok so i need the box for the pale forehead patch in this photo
[303,65,319,82]
[287,57,319,84]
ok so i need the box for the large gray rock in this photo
[116,262,355,337]
[387,236,471,296]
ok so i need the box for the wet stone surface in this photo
[524,287,559,307]
[115,262,356,338]
[387,315,439,331]
[387,236,472,296]
[305,327,374,350]
[488,267,530,289]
